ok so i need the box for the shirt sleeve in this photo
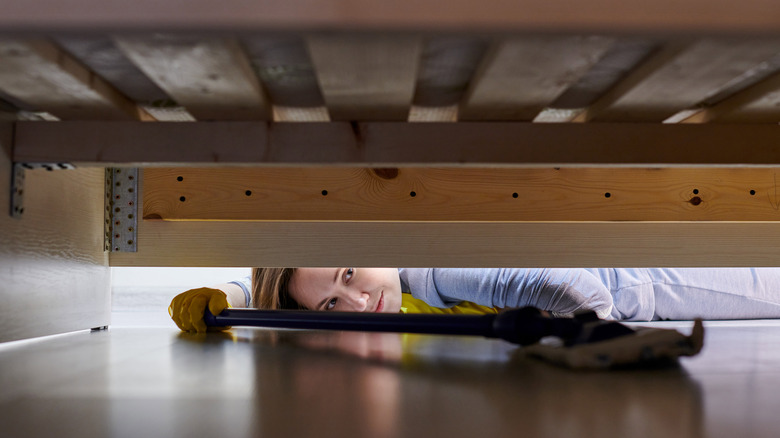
[228,275,252,308]
[399,268,613,319]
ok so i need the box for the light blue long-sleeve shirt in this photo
[399,268,614,319]
[234,268,780,321]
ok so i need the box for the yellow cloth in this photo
[400,293,499,315]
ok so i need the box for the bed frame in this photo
[3,0,780,340]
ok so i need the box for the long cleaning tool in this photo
[203,306,704,369]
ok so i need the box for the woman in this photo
[170,267,780,333]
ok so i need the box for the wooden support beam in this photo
[115,36,271,120]
[4,0,780,36]
[0,39,144,120]
[307,35,421,121]
[108,220,780,267]
[459,36,613,121]
[143,167,780,222]
[579,39,780,122]
[13,121,780,166]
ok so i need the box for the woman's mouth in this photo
[374,292,384,312]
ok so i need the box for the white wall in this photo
[111,267,251,311]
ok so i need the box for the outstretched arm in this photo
[402,268,614,319]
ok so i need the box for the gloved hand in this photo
[168,287,231,333]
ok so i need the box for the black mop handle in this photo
[204,306,589,346]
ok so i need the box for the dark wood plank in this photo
[14,121,780,166]
[2,0,780,35]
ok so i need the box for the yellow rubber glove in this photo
[168,287,231,333]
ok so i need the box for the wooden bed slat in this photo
[115,36,271,120]
[413,37,487,107]
[306,35,421,121]
[575,42,690,122]
[0,39,144,120]
[539,39,657,122]
[582,39,780,122]
[459,36,613,121]
[14,121,780,166]
[56,36,196,121]
[242,37,324,107]
[56,36,170,103]
[143,167,780,222]
[682,71,780,123]
[242,37,329,122]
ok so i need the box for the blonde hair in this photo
[251,268,301,310]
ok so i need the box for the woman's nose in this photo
[344,292,370,312]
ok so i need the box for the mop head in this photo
[522,319,705,370]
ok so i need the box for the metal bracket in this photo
[105,168,138,252]
[10,162,75,218]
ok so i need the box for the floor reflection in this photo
[171,327,704,438]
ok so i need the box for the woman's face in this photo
[288,268,402,313]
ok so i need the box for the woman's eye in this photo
[344,268,355,283]
[326,298,338,310]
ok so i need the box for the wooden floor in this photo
[2,316,780,438]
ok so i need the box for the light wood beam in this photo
[109,220,780,267]
[581,39,780,122]
[307,35,421,120]
[115,36,271,120]
[459,36,613,121]
[13,121,780,167]
[0,39,144,120]
[143,167,780,222]
[272,106,330,122]
[408,105,458,122]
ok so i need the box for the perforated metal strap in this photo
[105,168,138,252]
